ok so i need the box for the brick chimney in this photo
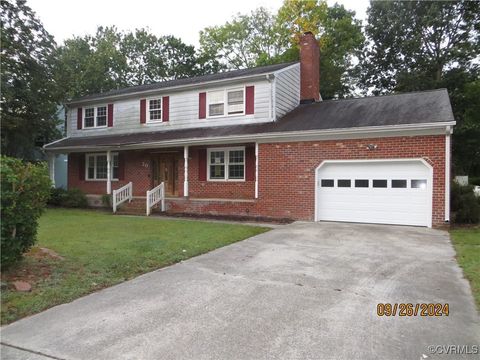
[300,32,320,103]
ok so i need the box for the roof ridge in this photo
[319,88,447,104]
[69,61,298,103]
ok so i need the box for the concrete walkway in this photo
[1,222,479,359]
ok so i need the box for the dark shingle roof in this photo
[47,89,454,150]
[68,62,297,104]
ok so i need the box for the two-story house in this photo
[44,32,455,227]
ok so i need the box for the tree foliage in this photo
[1,156,51,269]
[361,0,480,176]
[199,0,364,99]
[55,27,220,100]
[1,0,61,159]
[361,0,480,94]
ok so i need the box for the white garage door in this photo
[316,160,432,227]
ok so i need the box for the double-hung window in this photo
[86,153,119,180]
[84,106,107,128]
[207,147,245,181]
[148,98,162,122]
[207,88,244,117]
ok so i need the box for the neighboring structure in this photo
[44,32,455,227]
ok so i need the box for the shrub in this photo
[47,187,88,208]
[451,182,480,224]
[62,188,88,208]
[469,176,480,186]
[48,187,68,206]
[1,156,51,269]
[102,194,112,207]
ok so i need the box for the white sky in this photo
[28,0,369,47]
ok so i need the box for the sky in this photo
[28,0,369,47]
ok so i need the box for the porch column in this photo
[255,142,259,199]
[184,146,189,197]
[106,150,112,194]
[48,153,56,188]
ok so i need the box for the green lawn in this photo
[450,227,480,309]
[1,208,269,324]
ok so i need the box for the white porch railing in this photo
[146,182,165,216]
[112,182,132,213]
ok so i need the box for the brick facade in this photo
[68,134,447,226]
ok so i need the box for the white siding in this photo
[275,63,300,120]
[68,79,274,137]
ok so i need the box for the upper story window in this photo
[207,147,245,181]
[84,106,107,128]
[86,153,118,181]
[148,98,162,122]
[207,88,245,117]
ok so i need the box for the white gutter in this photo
[44,121,456,152]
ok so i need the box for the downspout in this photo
[266,74,276,121]
[445,126,452,223]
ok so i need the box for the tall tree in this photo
[56,27,220,100]
[1,0,61,158]
[199,1,364,99]
[361,0,480,175]
[361,0,479,94]
[277,0,364,99]
[199,8,288,70]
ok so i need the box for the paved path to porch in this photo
[1,222,479,359]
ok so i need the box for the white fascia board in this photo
[44,121,455,153]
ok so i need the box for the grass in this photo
[450,227,480,309]
[1,208,269,324]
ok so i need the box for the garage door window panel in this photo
[355,179,369,188]
[321,179,334,187]
[411,179,427,189]
[373,180,388,188]
[338,179,351,187]
[392,180,407,188]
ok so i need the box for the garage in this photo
[315,159,433,227]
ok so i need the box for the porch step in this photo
[114,198,151,215]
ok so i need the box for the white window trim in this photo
[147,97,163,123]
[207,146,245,182]
[206,87,246,119]
[83,105,108,129]
[85,152,119,181]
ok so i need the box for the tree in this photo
[277,0,364,98]
[361,0,479,94]
[56,27,219,100]
[199,1,364,99]
[199,8,288,70]
[1,156,51,269]
[1,0,61,158]
[361,0,480,175]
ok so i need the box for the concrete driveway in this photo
[1,222,479,360]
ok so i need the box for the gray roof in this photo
[69,62,296,104]
[46,89,454,150]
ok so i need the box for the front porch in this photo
[62,143,258,216]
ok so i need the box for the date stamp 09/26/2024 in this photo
[377,303,450,317]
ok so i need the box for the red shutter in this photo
[108,103,114,127]
[245,86,255,115]
[162,96,169,122]
[140,99,146,124]
[199,92,206,119]
[198,149,207,181]
[118,152,125,180]
[78,154,85,180]
[245,146,255,181]
[77,108,83,129]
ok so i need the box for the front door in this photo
[152,156,178,196]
